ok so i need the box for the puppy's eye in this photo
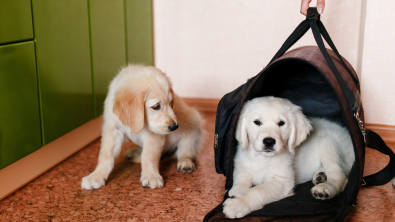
[151,104,161,110]
[278,120,285,126]
[253,120,261,126]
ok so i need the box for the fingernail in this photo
[318,7,323,14]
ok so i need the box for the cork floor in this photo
[0,112,395,222]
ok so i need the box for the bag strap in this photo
[317,20,360,88]
[363,130,395,186]
[269,8,359,88]
[269,8,357,110]
[309,14,356,110]
[269,19,310,64]
[269,13,358,88]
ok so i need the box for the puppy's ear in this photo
[113,89,146,134]
[236,110,249,151]
[287,106,312,154]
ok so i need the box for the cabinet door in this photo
[32,0,94,144]
[0,0,34,45]
[126,0,154,66]
[0,42,42,169]
[89,0,127,117]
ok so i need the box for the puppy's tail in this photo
[125,147,142,163]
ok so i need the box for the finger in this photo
[317,0,325,14]
[300,0,312,15]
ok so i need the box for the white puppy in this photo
[81,65,203,189]
[223,97,354,218]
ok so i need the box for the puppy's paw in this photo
[177,158,195,173]
[311,183,336,200]
[229,185,250,198]
[81,172,106,190]
[313,171,327,185]
[223,198,251,219]
[140,172,164,189]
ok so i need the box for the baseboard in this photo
[182,97,220,113]
[366,123,395,143]
[0,116,103,201]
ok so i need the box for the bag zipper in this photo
[353,101,366,145]
[214,134,218,149]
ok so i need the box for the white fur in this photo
[294,118,354,199]
[81,65,203,190]
[223,97,355,218]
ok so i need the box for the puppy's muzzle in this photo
[263,137,276,152]
[168,123,179,132]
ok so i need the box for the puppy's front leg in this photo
[311,142,349,200]
[176,130,201,172]
[81,124,123,189]
[229,169,253,198]
[311,162,347,200]
[223,178,294,218]
[140,133,165,189]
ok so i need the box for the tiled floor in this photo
[0,112,394,221]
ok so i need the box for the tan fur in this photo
[81,65,203,190]
[113,89,146,134]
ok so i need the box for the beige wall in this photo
[153,0,394,126]
[360,0,395,125]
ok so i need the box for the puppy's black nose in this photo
[168,123,178,132]
[263,137,276,147]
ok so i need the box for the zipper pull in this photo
[214,134,218,148]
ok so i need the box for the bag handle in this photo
[309,12,356,109]
[269,7,359,90]
[363,130,395,186]
[269,19,310,64]
[316,20,360,88]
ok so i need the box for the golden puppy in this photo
[81,65,203,189]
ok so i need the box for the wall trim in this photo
[182,97,220,113]
[366,123,395,143]
[0,116,103,201]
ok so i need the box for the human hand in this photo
[301,0,325,16]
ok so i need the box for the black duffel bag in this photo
[204,7,395,222]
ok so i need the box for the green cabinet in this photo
[0,0,34,45]
[32,0,94,144]
[89,0,127,117]
[0,42,42,169]
[0,1,154,169]
[126,0,154,65]
[90,0,154,116]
